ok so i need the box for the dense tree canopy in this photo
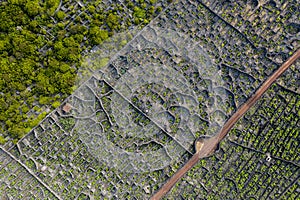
[0,0,164,143]
[0,1,76,141]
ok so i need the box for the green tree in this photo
[56,10,66,20]
[24,0,40,17]
[0,135,6,145]
[45,0,60,15]
[133,6,146,19]
[52,101,60,108]
[89,26,109,45]
[106,13,120,30]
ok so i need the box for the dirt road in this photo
[150,48,300,200]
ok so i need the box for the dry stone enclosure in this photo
[1,0,299,199]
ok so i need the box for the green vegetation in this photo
[0,0,298,199]
[0,0,163,142]
[124,0,165,25]
[59,117,76,131]
[0,0,76,141]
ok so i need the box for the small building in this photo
[62,103,72,113]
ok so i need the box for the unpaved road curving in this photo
[151,48,300,200]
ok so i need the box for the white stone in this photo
[41,165,47,172]
[143,185,150,194]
